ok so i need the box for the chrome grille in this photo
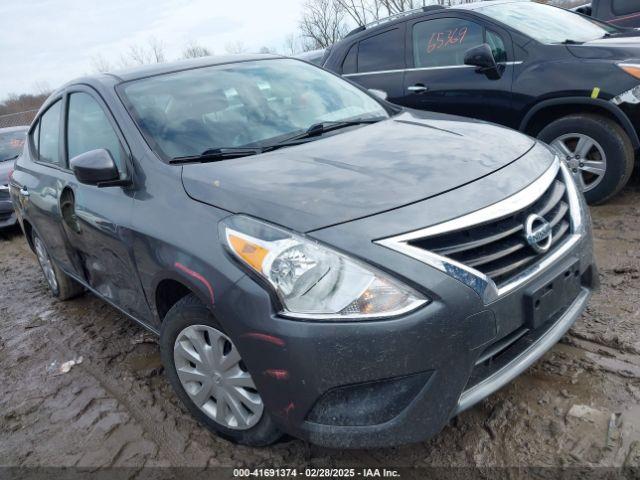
[408,170,572,287]
[0,186,9,201]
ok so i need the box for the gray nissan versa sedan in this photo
[10,55,597,448]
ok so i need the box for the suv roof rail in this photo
[355,5,445,32]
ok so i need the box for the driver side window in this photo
[412,18,484,68]
[67,92,126,173]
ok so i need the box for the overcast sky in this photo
[0,0,303,101]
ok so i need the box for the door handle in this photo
[408,84,428,93]
[19,186,30,197]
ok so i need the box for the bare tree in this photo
[258,46,278,54]
[182,41,212,59]
[91,54,113,73]
[299,0,349,48]
[225,40,248,54]
[148,37,167,63]
[126,44,151,65]
[283,33,316,55]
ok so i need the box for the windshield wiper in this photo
[560,39,584,44]
[168,119,385,163]
[169,147,263,164]
[265,118,385,150]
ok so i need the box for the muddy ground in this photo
[1,178,640,473]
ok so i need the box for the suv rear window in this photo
[0,130,26,162]
[357,28,404,73]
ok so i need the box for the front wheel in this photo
[538,114,635,204]
[160,294,282,446]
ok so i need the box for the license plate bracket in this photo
[524,259,582,330]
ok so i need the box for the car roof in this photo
[109,54,281,82]
[340,0,527,42]
[59,54,283,93]
[0,126,29,133]
[453,0,529,10]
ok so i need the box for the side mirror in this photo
[70,149,122,187]
[464,44,502,80]
[368,88,388,101]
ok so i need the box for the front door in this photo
[399,15,517,128]
[61,88,150,320]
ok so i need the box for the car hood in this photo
[567,34,640,59]
[181,111,536,232]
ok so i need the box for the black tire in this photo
[160,294,282,447]
[538,114,635,205]
[32,232,84,300]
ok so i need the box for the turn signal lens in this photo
[222,216,429,320]
[618,63,640,80]
[227,234,269,271]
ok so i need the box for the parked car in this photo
[10,55,597,448]
[322,0,640,204]
[574,1,640,28]
[295,48,328,65]
[0,126,28,229]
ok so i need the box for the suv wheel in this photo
[160,294,282,446]
[538,114,634,204]
[33,233,84,300]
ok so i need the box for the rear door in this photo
[341,26,407,103]
[17,99,83,275]
[399,14,517,127]
[61,87,150,320]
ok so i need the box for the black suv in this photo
[575,0,640,28]
[322,0,640,204]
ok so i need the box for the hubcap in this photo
[34,236,58,293]
[173,325,263,430]
[551,133,607,193]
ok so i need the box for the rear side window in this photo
[30,121,40,158]
[38,101,62,166]
[357,28,404,73]
[612,0,639,16]
[342,43,358,74]
[412,18,483,68]
[67,92,125,172]
[487,30,507,63]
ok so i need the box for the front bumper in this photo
[219,247,595,448]
[214,154,596,448]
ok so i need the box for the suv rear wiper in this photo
[1,154,19,162]
[169,147,263,164]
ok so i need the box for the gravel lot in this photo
[1,177,640,471]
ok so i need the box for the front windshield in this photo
[121,58,389,160]
[0,130,26,162]
[477,2,619,44]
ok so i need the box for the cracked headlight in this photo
[221,216,428,320]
